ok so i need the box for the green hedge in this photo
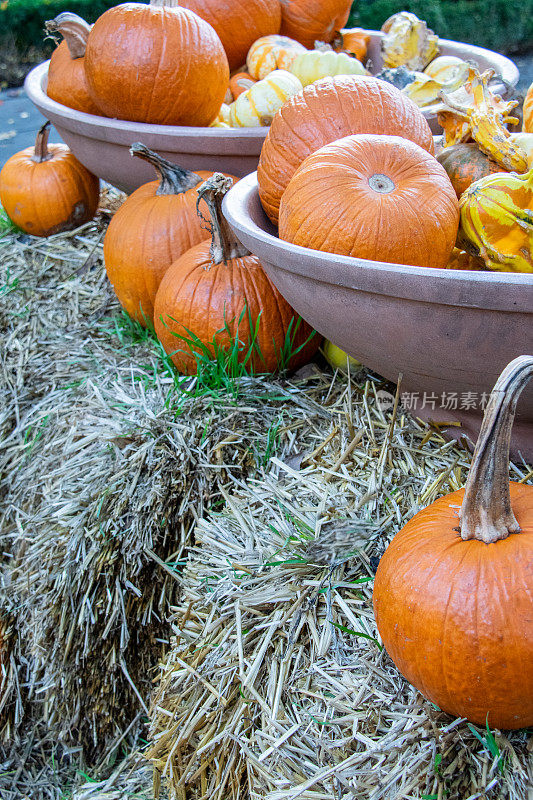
[1,0,116,51]
[348,0,533,54]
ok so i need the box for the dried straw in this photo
[148,375,533,800]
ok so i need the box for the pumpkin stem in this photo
[32,121,53,163]
[129,143,201,196]
[150,0,181,7]
[45,12,91,59]
[459,355,533,543]
[196,174,249,265]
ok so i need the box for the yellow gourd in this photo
[381,12,439,71]
[323,340,361,372]
[289,49,367,87]
[228,69,303,127]
[209,103,231,127]
[459,169,533,273]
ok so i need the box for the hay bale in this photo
[148,383,533,800]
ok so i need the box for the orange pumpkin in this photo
[45,12,101,115]
[523,82,533,133]
[257,75,435,224]
[179,0,281,71]
[332,27,370,61]
[104,144,237,325]
[84,0,229,126]
[0,122,99,237]
[373,355,533,729]
[279,0,352,49]
[437,143,506,198]
[154,174,320,374]
[279,134,459,268]
[229,71,256,100]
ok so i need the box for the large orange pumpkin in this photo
[154,174,320,375]
[0,122,99,237]
[373,355,533,729]
[104,144,237,325]
[179,0,281,71]
[84,0,229,126]
[279,0,352,49]
[278,134,459,268]
[257,75,435,224]
[45,12,101,115]
[437,143,506,198]
[523,82,533,133]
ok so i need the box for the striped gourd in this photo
[246,35,305,80]
[228,69,302,127]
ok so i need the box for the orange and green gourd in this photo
[459,168,533,273]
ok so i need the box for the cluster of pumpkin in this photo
[249,66,533,274]
[44,0,357,127]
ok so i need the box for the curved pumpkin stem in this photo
[32,121,53,163]
[459,355,533,543]
[150,0,180,6]
[196,174,249,265]
[130,143,201,197]
[45,12,91,59]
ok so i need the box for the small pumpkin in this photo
[84,0,229,126]
[373,355,533,729]
[228,69,302,127]
[45,12,101,115]
[279,0,352,49]
[381,12,439,71]
[437,143,505,198]
[229,71,256,100]
[153,174,320,374]
[523,82,533,133]
[103,144,238,324]
[288,49,367,87]
[257,75,435,225]
[278,133,459,269]
[179,0,281,71]
[246,34,305,80]
[332,27,370,62]
[458,168,533,273]
[0,122,99,237]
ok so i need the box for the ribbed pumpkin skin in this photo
[104,171,236,325]
[523,83,533,133]
[257,75,435,224]
[280,0,351,48]
[0,144,99,237]
[180,0,281,71]
[84,3,229,126]
[154,243,319,374]
[373,483,533,729]
[278,134,458,268]
[47,41,101,115]
[437,144,506,198]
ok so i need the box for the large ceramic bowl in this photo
[223,173,533,461]
[24,32,518,194]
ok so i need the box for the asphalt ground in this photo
[1,52,532,169]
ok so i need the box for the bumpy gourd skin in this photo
[84,3,229,126]
[459,169,533,273]
[373,483,533,730]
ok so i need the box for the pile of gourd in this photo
[44,3,477,129]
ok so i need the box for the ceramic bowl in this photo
[24,32,518,194]
[222,173,533,461]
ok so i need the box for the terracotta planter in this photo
[223,173,533,461]
[24,33,518,194]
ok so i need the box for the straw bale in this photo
[148,380,533,800]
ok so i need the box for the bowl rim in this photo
[222,173,533,311]
[24,30,518,138]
